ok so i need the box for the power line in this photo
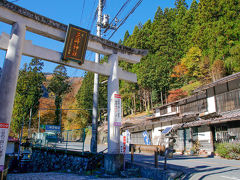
[11,0,20,2]
[108,0,143,40]
[39,108,107,111]
[79,0,86,25]
[90,0,108,33]
[88,0,97,31]
[104,0,132,34]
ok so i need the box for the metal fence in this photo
[215,126,240,143]
[32,128,86,153]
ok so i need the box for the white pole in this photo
[28,108,32,138]
[0,22,26,170]
[91,0,102,153]
[107,53,120,154]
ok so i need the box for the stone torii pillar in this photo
[0,22,26,170]
[104,53,122,174]
[107,53,119,154]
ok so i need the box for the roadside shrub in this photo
[216,143,240,160]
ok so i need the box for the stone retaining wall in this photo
[9,147,104,174]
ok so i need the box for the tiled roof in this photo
[123,109,240,131]
[173,109,240,129]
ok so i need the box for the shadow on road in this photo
[125,153,240,180]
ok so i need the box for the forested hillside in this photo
[10,60,83,136]
[77,0,240,121]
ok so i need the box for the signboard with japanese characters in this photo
[126,130,131,145]
[0,123,9,171]
[113,93,121,126]
[143,130,151,145]
[45,125,61,132]
[120,131,130,154]
[120,130,130,154]
[120,135,126,154]
[62,24,90,65]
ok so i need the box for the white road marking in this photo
[221,175,240,180]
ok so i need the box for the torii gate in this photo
[0,1,147,174]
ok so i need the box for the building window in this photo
[160,107,168,115]
[216,89,240,113]
[180,99,207,114]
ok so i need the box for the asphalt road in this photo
[40,143,240,180]
[125,153,240,180]
[7,172,149,180]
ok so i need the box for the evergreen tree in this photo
[193,0,240,63]
[173,0,198,58]
[48,65,71,125]
[11,58,45,134]
[76,72,94,127]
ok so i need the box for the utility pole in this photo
[91,0,102,153]
[28,108,32,138]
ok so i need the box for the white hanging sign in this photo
[113,93,121,126]
[0,123,9,171]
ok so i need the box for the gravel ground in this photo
[7,172,149,180]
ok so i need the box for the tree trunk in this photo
[161,91,163,106]
[150,91,153,109]
[133,93,136,114]
[121,101,124,117]
[144,90,147,111]
[147,91,150,111]
[139,92,142,112]
[131,97,134,115]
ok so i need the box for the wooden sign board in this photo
[62,24,90,65]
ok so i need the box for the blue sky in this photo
[0,0,193,77]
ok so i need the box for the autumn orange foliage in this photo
[167,89,188,103]
[171,63,188,78]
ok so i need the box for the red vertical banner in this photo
[120,131,129,154]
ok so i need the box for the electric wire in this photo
[88,0,97,31]
[109,0,143,39]
[108,0,143,40]
[90,0,107,33]
[11,0,20,2]
[104,0,132,33]
[79,0,86,25]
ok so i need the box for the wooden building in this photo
[122,72,240,155]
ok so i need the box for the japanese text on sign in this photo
[62,24,90,65]
[120,131,130,154]
[113,94,121,126]
[0,123,9,171]
[45,125,61,132]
